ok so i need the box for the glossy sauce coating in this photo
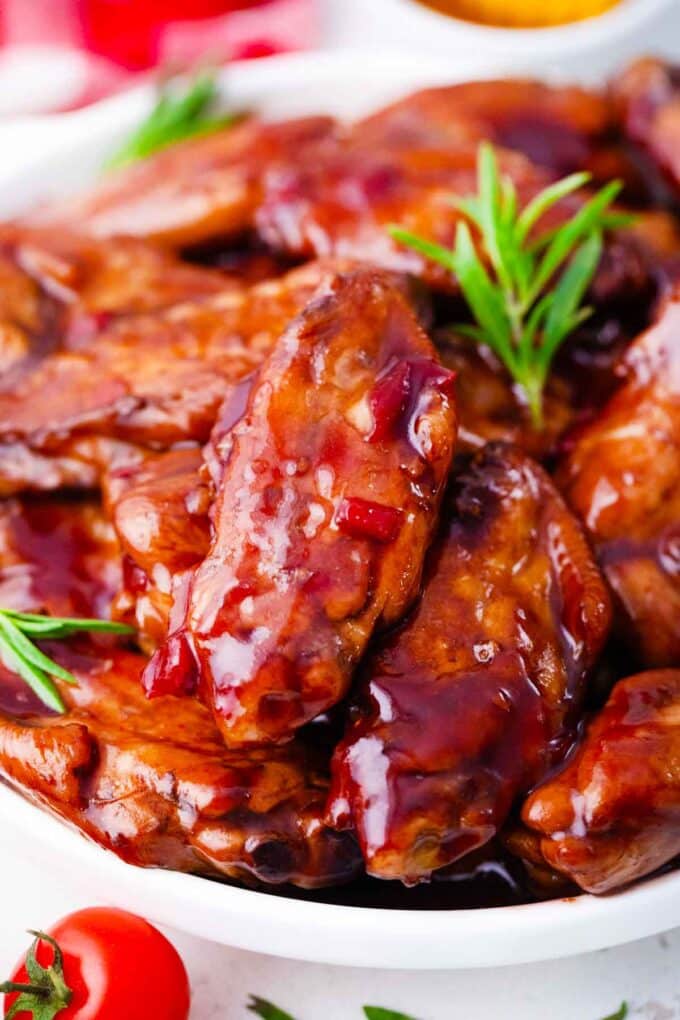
[0,645,361,888]
[0,498,360,889]
[256,81,665,297]
[0,225,230,384]
[150,268,457,747]
[32,117,338,248]
[1,64,679,906]
[612,58,680,201]
[327,443,611,882]
[558,285,680,667]
[0,260,345,495]
[0,495,122,718]
[520,670,680,894]
[103,448,212,652]
[437,333,575,458]
[357,79,621,180]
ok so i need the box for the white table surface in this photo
[2,4,680,1017]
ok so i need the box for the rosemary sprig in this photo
[247,997,624,1020]
[105,68,241,171]
[248,1000,418,1020]
[0,609,133,713]
[390,142,629,428]
[248,998,298,1020]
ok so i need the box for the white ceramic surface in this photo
[1,49,679,970]
[385,0,676,59]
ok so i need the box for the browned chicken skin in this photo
[0,498,360,888]
[0,647,360,888]
[0,225,230,380]
[358,79,622,181]
[519,670,680,894]
[558,284,680,668]
[31,117,337,248]
[103,447,212,652]
[612,58,680,201]
[1,63,679,903]
[147,268,457,747]
[0,260,346,495]
[327,443,611,883]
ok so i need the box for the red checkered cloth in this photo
[0,0,318,114]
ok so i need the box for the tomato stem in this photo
[0,981,49,995]
[1,932,73,1020]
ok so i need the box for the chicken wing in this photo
[437,333,574,458]
[103,447,212,653]
[30,117,337,248]
[358,78,623,181]
[0,225,231,380]
[148,268,457,746]
[0,260,341,495]
[0,498,360,889]
[0,645,360,888]
[558,284,680,667]
[256,86,670,299]
[519,669,680,894]
[612,58,680,202]
[327,443,611,883]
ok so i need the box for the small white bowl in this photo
[1,49,679,969]
[364,0,676,75]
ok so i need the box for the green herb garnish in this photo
[600,1004,628,1020]
[0,609,133,713]
[105,69,240,171]
[364,1009,418,1020]
[390,142,629,428]
[248,997,622,1019]
[248,997,298,1020]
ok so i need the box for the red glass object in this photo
[77,0,269,70]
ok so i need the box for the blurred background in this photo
[1,0,679,116]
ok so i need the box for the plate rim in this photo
[0,47,678,969]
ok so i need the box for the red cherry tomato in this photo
[3,908,190,1020]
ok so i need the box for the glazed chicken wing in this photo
[519,669,680,894]
[558,284,680,668]
[103,447,212,653]
[147,268,457,747]
[358,78,623,181]
[256,83,670,299]
[0,260,341,495]
[31,117,337,249]
[0,647,360,888]
[0,498,360,889]
[327,443,611,883]
[437,334,575,458]
[0,225,230,377]
[612,58,680,202]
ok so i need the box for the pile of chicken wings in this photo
[0,56,678,902]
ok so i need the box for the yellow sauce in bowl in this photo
[412,0,621,28]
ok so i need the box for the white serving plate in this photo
[1,49,679,969]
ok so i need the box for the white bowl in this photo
[334,0,676,76]
[1,49,679,969]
